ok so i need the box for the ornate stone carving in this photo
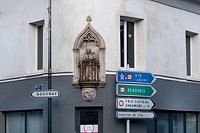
[82,88,96,102]
[73,16,106,88]
[73,16,106,102]
[78,48,100,83]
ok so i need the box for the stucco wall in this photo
[1,0,200,81]
[52,0,200,79]
[146,1,200,79]
[0,0,48,79]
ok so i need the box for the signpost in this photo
[115,70,157,133]
[116,83,156,97]
[116,70,156,84]
[30,90,59,98]
[116,98,155,110]
[116,111,156,119]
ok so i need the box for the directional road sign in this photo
[116,70,156,84]
[116,83,156,97]
[116,111,156,119]
[116,97,155,110]
[30,90,59,98]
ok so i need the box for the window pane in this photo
[156,112,169,133]
[27,111,43,133]
[172,113,184,133]
[6,112,25,133]
[127,21,134,68]
[37,25,43,70]
[186,113,196,133]
[80,111,98,124]
[76,108,103,133]
[186,35,191,76]
[80,110,99,133]
[120,20,124,67]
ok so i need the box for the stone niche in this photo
[73,16,106,101]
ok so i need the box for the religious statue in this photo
[73,16,106,102]
[78,48,100,83]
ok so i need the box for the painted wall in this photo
[146,1,200,79]
[52,0,200,79]
[0,0,48,79]
[1,0,200,81]
[151,0,200,14]
[0,75,200,132]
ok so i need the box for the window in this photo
[186,113,197,133]
[156,113,169,133]
[186,34,191,76]
[172,113,184,133]
[5,110,43,133]
[29,20,44,70]
[120,16,143,69]
[75,107,103,133]
[155,112,198,133]
[185,31,198,76]
[37,25,43,70]
[120,19,135,68]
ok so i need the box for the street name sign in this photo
[30,90,59,98]
[116,97,155,110]
[116,83,156,97]
[116,111,156,119]
[116,70,156,84]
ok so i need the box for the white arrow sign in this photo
[116,111,156,119]
[116,98,155,110]
[30,90,59,98]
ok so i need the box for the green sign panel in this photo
[116,83,156,97]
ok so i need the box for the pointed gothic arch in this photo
[73,16,106,89]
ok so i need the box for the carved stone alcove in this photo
[73,16,106,101]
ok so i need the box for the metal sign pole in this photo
[47,0,52,133]
[126,64,130,133]
[126,119,130,133]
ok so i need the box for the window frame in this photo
[29,20,44,71]
[75,107,103,133]
[155,111,198,133]
[4,110,43,133]
[120,16,143,70]
[120,19,135,69]
[185,31,198,77]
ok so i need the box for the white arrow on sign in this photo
[30,90,59,98]
[116,97,155,110]
[116,111,156,119]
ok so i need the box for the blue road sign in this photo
[116,70,156,84]
[35,84,43,91]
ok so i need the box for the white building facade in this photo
[0,0,200,133]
